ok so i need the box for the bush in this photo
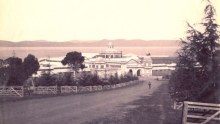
[78,72,103,86]
[35,73,56,86]
[119,74,138,83]
[108,75,120,84]
[34,72,139,87]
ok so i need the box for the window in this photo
[110,65,121,68]
[101,65,104,68]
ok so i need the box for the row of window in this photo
[99,54,122,58]
[89,64,121,69]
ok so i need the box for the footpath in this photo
[85,80,182,124]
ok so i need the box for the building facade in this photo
[37,42,176,78]
[83,42,153,78]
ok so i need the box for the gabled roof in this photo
[125,59,140,64]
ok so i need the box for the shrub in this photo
[35,73,56,86]
[78,72,103,86]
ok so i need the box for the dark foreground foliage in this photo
[169,0,220,103]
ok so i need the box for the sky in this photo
[0,0,219,42]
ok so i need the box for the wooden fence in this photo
[61,86,77,93]
[0,86,24,97]
[33,86,57,95]
[182,101,220,124]
[102,85,111,90]
[77,86,92,92]
[174,101,183,110]
[60,80,143,94]
[0,80,143,97]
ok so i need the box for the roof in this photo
[151,57,177,64]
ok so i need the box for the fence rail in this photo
[33,86,57,95]
[0,86,24,97]
[0,80,143,97]
[174,101,183,110]
[182,101,220,124]
[61,86,77,93]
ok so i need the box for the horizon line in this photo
[0,39,180,43]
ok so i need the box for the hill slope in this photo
[0,40,180,47]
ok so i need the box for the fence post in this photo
[21,86,24,97]
[182,101,188,124]
[76,86,78,93]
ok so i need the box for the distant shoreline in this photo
[0,40,180,47]
[0,46,180,59]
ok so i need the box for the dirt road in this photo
[0,77,175,124]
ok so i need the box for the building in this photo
[84,42,153,78]
[37,42,176,78]
[151,57,177,77]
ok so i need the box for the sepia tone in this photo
[0,0,220,124]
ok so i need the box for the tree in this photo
[0,54,40,86]
[169,0,219,102]
[61,51,85,79]
[0,67,9,86]
[4,57,24,86]
[23,54,40,78]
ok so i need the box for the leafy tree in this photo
[0,54,40,86]
[61,51,85,79]
[169,0,219,102]
[0,67,9,86]
[5,57,24,85]
[23,54,40,78]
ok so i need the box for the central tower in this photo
[99,42,122,59]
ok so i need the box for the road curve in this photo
[0,77,162,124]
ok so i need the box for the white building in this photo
[84,42,153,78]
[37,42,176,78]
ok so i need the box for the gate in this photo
[0,86,24,97]
[182,101,220,124]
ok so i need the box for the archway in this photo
[129,69,133,76]
[137,69,141,76]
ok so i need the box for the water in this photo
[0,47,180,59]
